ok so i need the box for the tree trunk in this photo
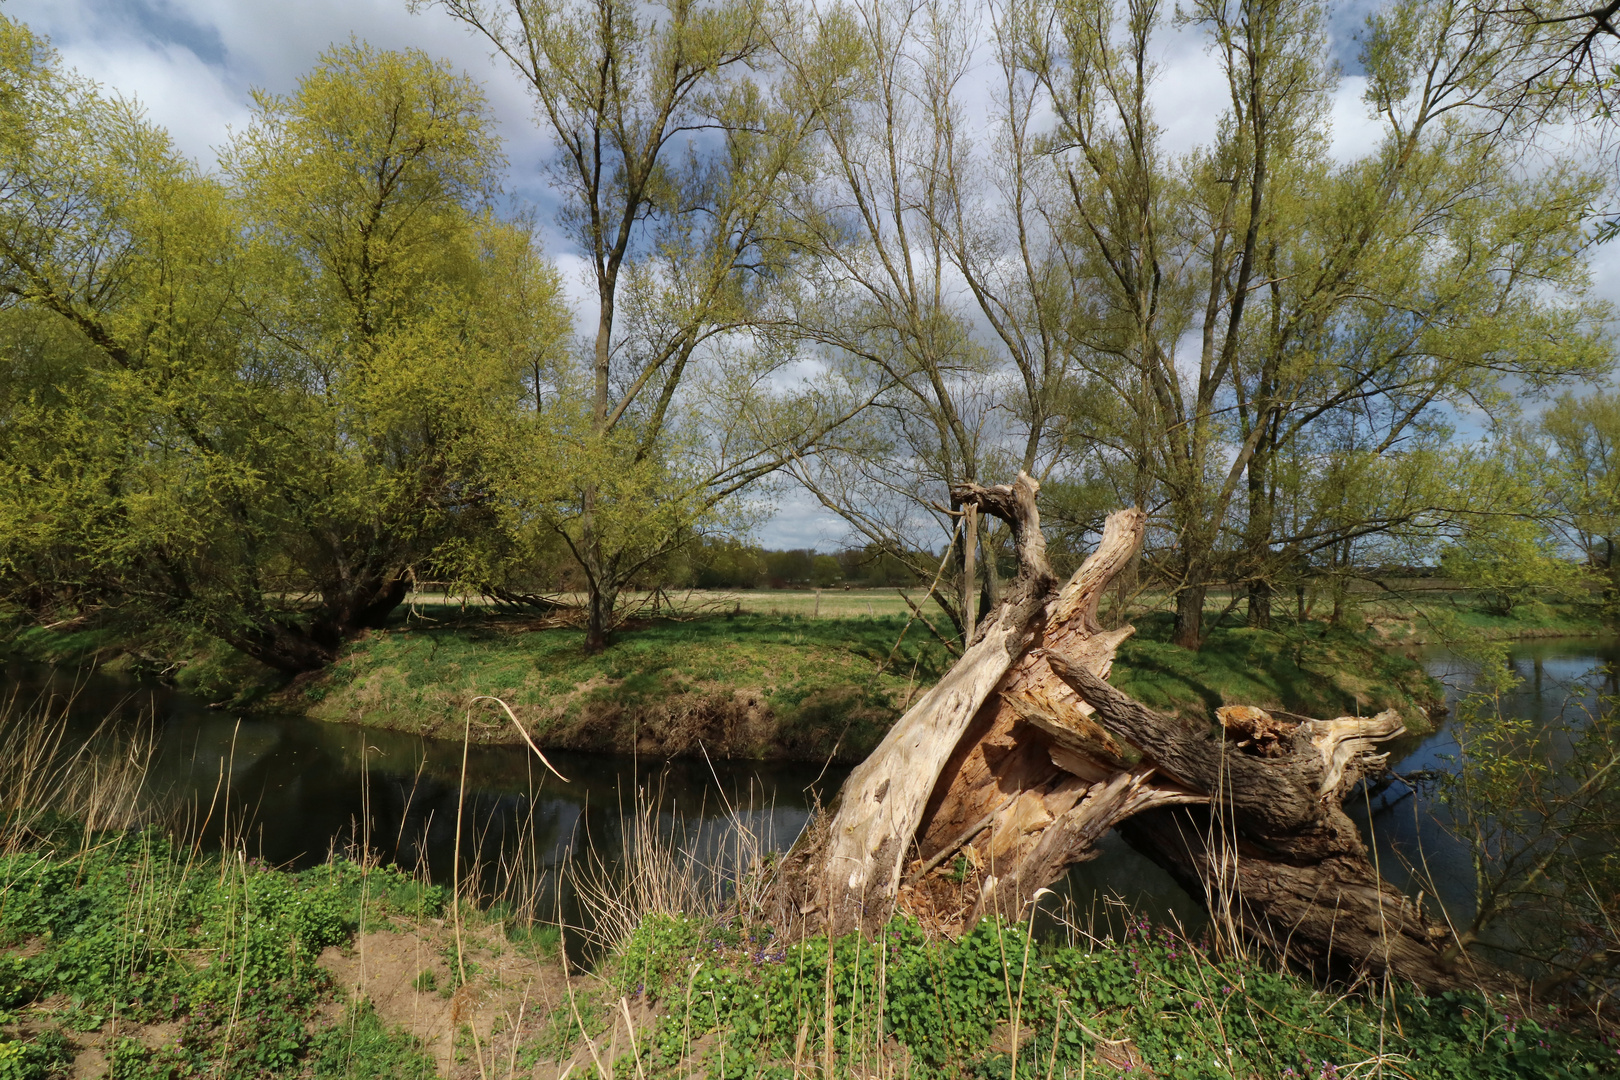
[1245,412,1274,632]
[961,504,978,643]
[222,621,339,675]
[315,567,410,638]
[1172,571,1206,650]
[220,566,410,675]
[1246,578,1272,629]
[584,581,616,653]
[769,478,1471,990]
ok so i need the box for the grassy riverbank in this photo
[1,696,1613,1078]
[9,587,1604,761]
[285,610,1445,759]
[1,828,1613,1080]
[1364,594,1610,644]
[295,611,949,761]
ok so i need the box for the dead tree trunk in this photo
[769,474,1468,989]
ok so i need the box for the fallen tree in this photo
[768,474,1470,988]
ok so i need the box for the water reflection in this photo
[4,664,833,937]
[1348,637,1619,940]
[3,661,1207,939]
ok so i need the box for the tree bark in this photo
[1246,577,1272,630]
[769,480,1471,990]
[315,566,410,638]
[1172,567,1206,650]
[584,581,615,654]
[222,621,339,675]
[961,504,978,644]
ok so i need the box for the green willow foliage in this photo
[0,19,569,672]
[1,0,1617,671]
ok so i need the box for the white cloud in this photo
[550,252,598,340]
[6,1,553,199]
[1328,75,1384,163]
[754,487,850,550]
[1150,28,1229,159]
[57,35,248,165]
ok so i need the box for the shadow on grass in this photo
[1113,612,1439,724]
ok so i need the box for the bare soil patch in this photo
[317,922,663,1080]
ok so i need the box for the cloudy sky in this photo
[6,0,1617,549]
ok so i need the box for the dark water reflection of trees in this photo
[1350,638,1620,970]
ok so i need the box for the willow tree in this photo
[0,16,260,655]
[772,0,1119,643]
[1223,0,1608,629]
[430,0,867,651]
[770,478,1467,988]
[0,26,565,672]
[999,0,1606,649]
[1542,392,1620,603]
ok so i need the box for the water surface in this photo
[1349,636,1618,937]
[15,637,1606,943]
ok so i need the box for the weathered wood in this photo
[1119,807,1468,987]
[768,488,1471,989]
[769,472,1059,935]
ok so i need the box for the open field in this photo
[402,588,930,621]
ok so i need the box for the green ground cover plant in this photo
[0,825,443,1080]
[570,911,1616,1080]
[6,839,1618,1080]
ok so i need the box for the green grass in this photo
[301,601,1446,752]
[10,833,1613,1080]
[0,826,444,1080]
[1113,614,1443,726]
[549,910,1616,1080]
[5,819,1613,1080]
[299,610,954,761]
[405,587,927,620]
[1366,593,1609,644]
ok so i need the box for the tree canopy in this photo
[0,0,1617,666]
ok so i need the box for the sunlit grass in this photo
[403,588,928,621]
[301,611,954,758]
[1113,613,1443,727]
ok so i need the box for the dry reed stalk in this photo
[0,684,158,857]
[559,770,776,959]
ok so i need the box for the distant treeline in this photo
[669,539,929,591]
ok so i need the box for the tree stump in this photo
[767,473,1467,988]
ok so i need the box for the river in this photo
[1349,635,1619,944]
[5,636,1612,944]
